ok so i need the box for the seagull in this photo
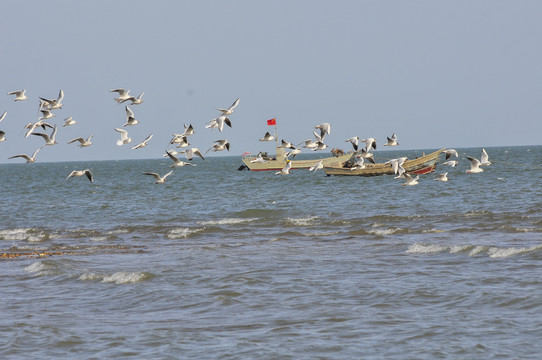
[285,148,301,159]
[0,130,5,142]
[131,134,153,149]
[259,131,275,142]
[358,149,375,164]
[25,121,52,138]
[166,150,197,167]
[444,149,459,160]
[67,134,93,147]
[0,111,7,123]
[206,139,230,154]
[466,155,484,173]
[350,156,366,170]
[182,147,205,161]
[402,173,419,186]
[182,124,195,136]
[384,133,399,146]
[361,138,377,152]
[39,89,64,110]
[110,88,131,103]
[170,134,190,147]
[443,160,459,167]
[385,157,407,175]
[250,152,269,163]
[298,138,318,149]
[206,116,231,132]
[163,149,179,157]
[480,148,491,166]
[275,159,291,175]
[309,160,324,172]
[8,147,42,163]
[216,98,240,116]
[66,169,94,183]
[123,106,139,126]
[32,125,58,146]
[62,116,76,127]
[39,109,55,120]
[434,172,449,182]
[280,139,296,149]
[315,123,331,140]
[312,141,327,151]
[8,89,28,101]
[114,128,133,145]
[142,170,173,184]
[120,92,144,105]
[345,136,359,151]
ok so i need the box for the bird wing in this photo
[84,170,94,182]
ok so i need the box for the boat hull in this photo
[323,149,445,176]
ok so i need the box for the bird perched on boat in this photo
[315,123,331,141]
[0,111,7,123]
[8,89,28,101]
[402,173,419,186]
[115,128,133,145]
[67,134,93,148]
[465,155,484,173]
[39,89,64,110]
[62,116,76,127]
[442,160,459,167]
[434,172,449,182]
[384,133,399,146]
[250,152,269,163]
[444,149,459,160]
[0,130,6,142]
[182,147,205,161]
[206,139,230,154]
[166,150,197,168]
[275,159,291,175]
[110,88,131,103]
[206,116,232,132]
[216,98,240,116]
[142,170,173,184]
[259,132,275,142]
[8,147,42,163]
[345,136,359,151]
[120,92,144,105]
[32,125,58,146]
[361,138,377,152]
[66,169,94,183]
[131,134,153,149]
[350,156,366,170]
[124,106,139,126]
[309,160,324,172]
[480,148,491,166]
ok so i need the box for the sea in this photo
[1,145,541,359]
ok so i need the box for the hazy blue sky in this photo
[1,1,541,163]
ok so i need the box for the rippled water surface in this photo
[1,146,542,359]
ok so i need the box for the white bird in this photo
[312,141,327,151]
[8,89,28,101]
[110,88,131,103]
[32,125,58,146]
[361,138,377,152]
[182,147,205,161]
[259,132,275,142]
[163,149,179,157]
[0,130,5,142]
[39,89,64,110]
[66,169,94,183]
[444,149,459,160]
[216,98,240,115]
[182,124,195,136]
[124,106,139,126]
[384,133,399,146]
[170,134,190,148]
[142,170,173,184]
[280,139,296,149]
[359,149,375,164]
[285,148,301,159]
[275,159,291,175]
[466,155,484,173]
[206,116,231,132]
[385,157,408,175]
[166,150,197,167]
[250,152,269,163]
[8,147,42,163]
[402,173,419,186]
[120,92,144,105]
[345,136,359,151]
[131,134,153,149]
[62,116,76,127]
[309,160,324,172]
[315,123,331,140]
[443,160,459,167]
[114,128,133,145]
[299,138,318,149]
[0,111,7,123]
[350,156,366,170]
[435,172,449,182]
[206,139,230,154]
[39,109,55,120]
[67,135,93,148]
[480,148,491,166]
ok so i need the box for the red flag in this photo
[267,118,276,126]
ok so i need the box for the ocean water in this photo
[1,146,542,359]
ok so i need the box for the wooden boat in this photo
[323,148,445,176]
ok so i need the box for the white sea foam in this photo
[0,228,44,242]
[168,227,205,239]
[368,228,399,236]
[90,236,107,242]
[406,243,448,254]
[24,261,56,276]
[197,218,258,226]
[449,245,473,253]
[78,272,102,281]
[469,246,490,256]
[488,244,542,258]
[285,216,319,226]
[101,272,149,284]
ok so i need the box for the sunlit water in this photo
[1,146,542,359]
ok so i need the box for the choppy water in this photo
[1,146,542,359]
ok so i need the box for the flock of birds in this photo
[1,89,242,184]
[1,89,491,185]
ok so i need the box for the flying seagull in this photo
[166,150,197,167]
[8,89,28,101]
[66,169,94,182]
[67,135,93,148]
[115,128,133,145]
[384,133,399,146]
[216,98,240,116]
[110,88,131,103]
[8,147,42,163]
[32,125,58,146]
[142,170,173,184]
[131,134,153,149]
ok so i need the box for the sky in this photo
[1,1,541,164]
